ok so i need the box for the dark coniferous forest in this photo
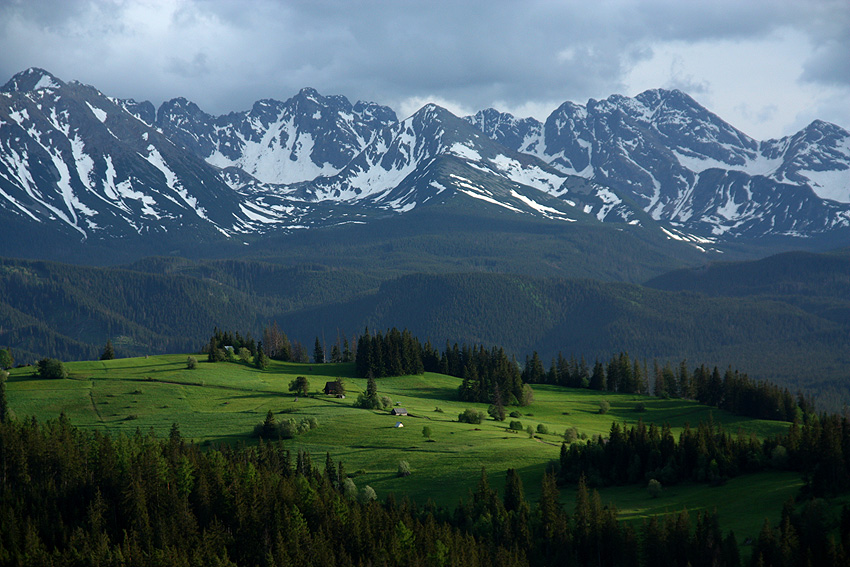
[2,413,850,566]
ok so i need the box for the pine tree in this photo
[590,361,606,391]
[100,339,115,361]
[314,337,325,364]
[255,342,269,369]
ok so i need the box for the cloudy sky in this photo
[1,0,848,140]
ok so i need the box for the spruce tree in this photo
[589,361,606,391]
[255,342,269,370]
[100,339,115,361]
[313,337,325,364]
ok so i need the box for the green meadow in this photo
[6,354,802,544]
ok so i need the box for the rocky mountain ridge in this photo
[1,68,848,259]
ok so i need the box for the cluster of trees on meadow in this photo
[526,351,812,422]
[353,329,533,408]
[558,412,850,498]
[206,325,355,367]
[4,415,849,566]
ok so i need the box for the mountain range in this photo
[2,67,848,262]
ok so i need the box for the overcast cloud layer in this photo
[1,0,848,140]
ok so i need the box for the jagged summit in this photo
[1,67,63,93]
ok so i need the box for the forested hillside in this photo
[2,245,849,410]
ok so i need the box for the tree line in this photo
[207,324,813,422]
[205,324,355,366]
[527,351,813,422]
[558,411,850,498]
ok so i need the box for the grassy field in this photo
[6,354,802,544]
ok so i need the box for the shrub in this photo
[279,418,297,439]
[359,485,377,503]
[647,478,662,498]
[186,356,198,370]
[0,348,13,370]
[238,347,251,363]
[488,403,505,421]
[509,420,524,431]
[380,395,393,409]
[536,423,549,435]
[434,407,444,413]
[563,427,579,443]
[422,426,432,440]
[771,445,788,469]
[37,358,68,379]
[598,400,610,414]
[634,402,646,412]
[355,392,381,409]
[509,411,522,418]
[520,384,535,406]
[526,425,535,438]
[458,409,485,424]
[397,460,411,477]
[343,478,357,500]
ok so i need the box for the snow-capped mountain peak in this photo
[1,70,849,258]
[469,88,850,240]
[1,68,64,93]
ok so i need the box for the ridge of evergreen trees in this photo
[558,412,850,498]
[534,351,811,422]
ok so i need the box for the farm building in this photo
[391,408,408,416]
[394,422,404,428]
[323,381,345,396]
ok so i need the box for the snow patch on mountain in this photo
[85,102,107,123]
[449,142,482,161]
[489,154,566,195]
[33,74,60,91]
[145,145,208,220]
[206,117,340,184]
[805,167,850,203]
[450,173,522,213]
[509,189,575,221]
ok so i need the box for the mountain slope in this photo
[0,68,250,241]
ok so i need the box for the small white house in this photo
[394,422,404,428]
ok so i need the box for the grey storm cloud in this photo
[0,0,848,137]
